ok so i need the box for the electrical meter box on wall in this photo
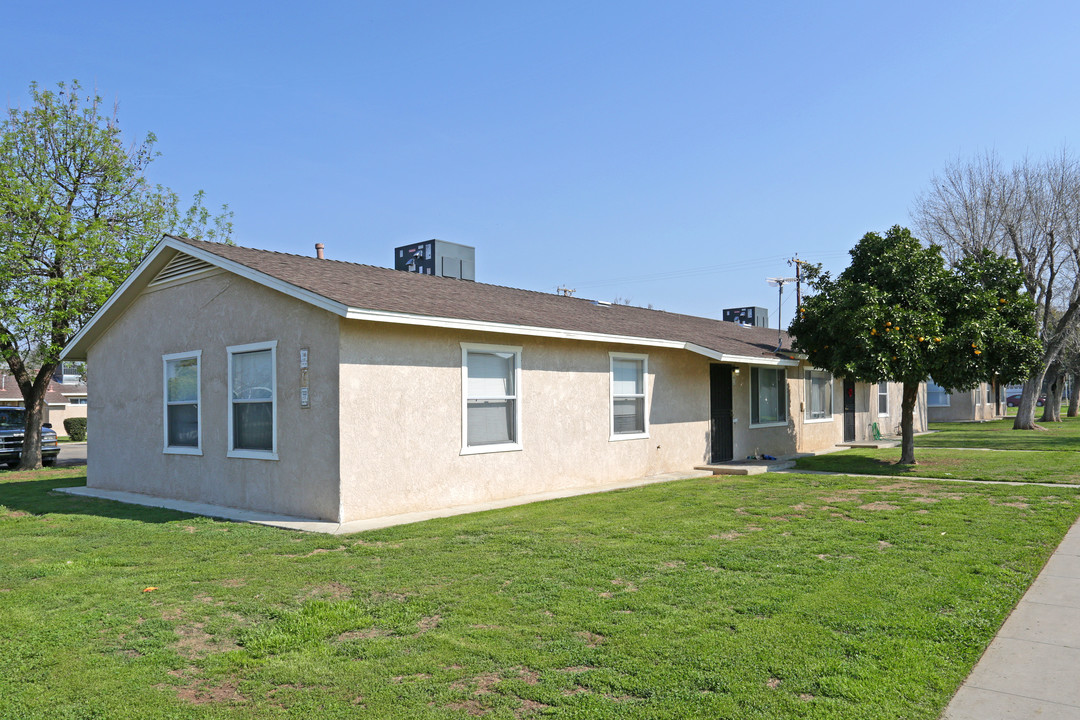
[394,239,476,281]
[722,306,769,327]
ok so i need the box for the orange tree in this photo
[789,226,1040,464]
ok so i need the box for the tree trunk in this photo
[8,362,57,471]
[1069,372,1079,417]
[1045,370,1065,422]
[898,381,919,465]
[16,388,45,471]
[1014,370,1049,430]
[1041,367,1063,423]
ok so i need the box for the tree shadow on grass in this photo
[797,454,915,475]
[0,472,198,524]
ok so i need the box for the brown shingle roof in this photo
[169,236,794,361]
[0,377,75,405]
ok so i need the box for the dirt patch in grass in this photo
[557,666,595,673]
[445,699,487,716]
[174,622,237,659]
[284,545,348,558]
[391,673,431,683]
[516,667,541,685]
[516,698,550,716]
[711,531,743,540]
[305,582,351,600]
[164,670,245,705]
[767,677,781,689]
[416,614,441,633]
[990,498,1031,509]
[576,631,604,647]
[337,628,390,641]
[859,502,900,511]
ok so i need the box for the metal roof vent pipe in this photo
[315,243,325,260]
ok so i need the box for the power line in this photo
[565,250,846,292]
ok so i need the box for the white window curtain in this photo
[805,370,832,419]
[612,357,645,434]
[466,351,517,446]
[232,349,274,451]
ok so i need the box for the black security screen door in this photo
[843,379,856,442]
[710,365,734,463]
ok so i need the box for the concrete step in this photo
[694,459,796,476]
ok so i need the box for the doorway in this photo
[843,379,856,442]
[710,365,734,463]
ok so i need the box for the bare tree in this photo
[913,149,1080,429]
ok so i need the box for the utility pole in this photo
[787,254,805,311]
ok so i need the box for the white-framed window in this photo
[804,369,833,421]
[927,380,950,407]
[878,381,889,416]
[461,343,522,454]
[750,367,787,427]
[610,353,648,440]
[974,386,982,406]
[163,350,201,455]
[68,396,88,406]
[227,341,277,460]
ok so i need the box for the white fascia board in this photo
[684,343,800,367]
[344,307,689,349]
[344,308,799,365]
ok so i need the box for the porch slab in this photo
[694,459,796,475]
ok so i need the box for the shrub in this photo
[63,417,87,442]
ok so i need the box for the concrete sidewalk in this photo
[943,518,1080,719]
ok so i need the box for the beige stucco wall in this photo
[337,322,716,522]
[787,367,927,451]
[730,367,798,459]
[929,383,997,423]
[47,402,87,431]
[86,272,341,521]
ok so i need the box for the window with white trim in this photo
[751,367,786,426]
[927,380,950,407]
[163,350,201,454]
[610,353,648,439]
[228,341,277,459]
[461,343,522,453]
[878,381,889,416]
[804,369,833,420]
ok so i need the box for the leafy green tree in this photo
[0,80,232,469]
[789,226,1041,464]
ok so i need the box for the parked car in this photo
[0,407,60,467]
[1006,393,1045,407]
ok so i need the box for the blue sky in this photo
[3,1,1077,322]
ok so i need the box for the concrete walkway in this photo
[942,517,1080,719]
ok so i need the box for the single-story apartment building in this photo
[61,236,926,526]
[927,379,1001,422]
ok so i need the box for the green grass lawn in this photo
[2,467,1077,719]
[794,447,1080,484]
[917,414,1080,451]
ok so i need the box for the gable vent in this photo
[150,252,215,285]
